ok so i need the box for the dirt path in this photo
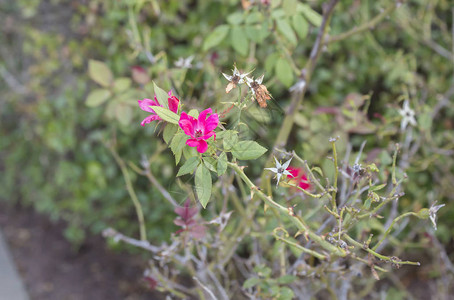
[0,203,164,300]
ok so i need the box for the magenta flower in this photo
[178,108,219,153]
[287,166,311,190]
[138,91,179,126]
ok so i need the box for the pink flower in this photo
[138,91,179,126]
[178,108,219,153]
[287,166,311,190]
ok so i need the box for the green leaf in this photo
[217,152,228,176]
[243,277,261,289]
[232,141,267,160]
[227,12,244,25]
[311,166,324,177]
[275,57,294,87]
[230,26,249,56]
[364,197,372,210]
[195,164,212,208]
[183,145,198,160]
[277,275,297,284]
[370,183,387,192]
[271,8,286,19]
[292,14,309,39]
[203,157,217,173]
[153,82,169,109]
[222,130,239,151]
[88,60,113,87]
[170,133,188,165]
[276,19,297,46]
[85,89,111,107]
[163,124,178,144]
[265,52,280,75]
[283,0,298,16]
[278,287,295,300]
[152,106,180,124]
[202,25,230,51]
[113,77,132,93]
[177,156,200,176]
[245,11,262,24]
[297,3,322,27]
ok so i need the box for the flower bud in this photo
[416,208,430,219]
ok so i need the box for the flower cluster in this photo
[138,89,218,154]
[222,65,272,108]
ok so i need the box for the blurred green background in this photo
[0,0,453,295]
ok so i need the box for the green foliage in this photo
[1,0,454,298]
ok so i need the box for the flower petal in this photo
[204,114,219,132]
[186,139,200,148]
[168,95,179,113]
[141,114,161,126]
[200,132,215,141]
[196,140,208,153]
[179,112,195,136]
[138,98,159,113]
[198,108,213,124]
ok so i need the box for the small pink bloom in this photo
[287,166,311,190]
[178,108,219,153]
[138,91,179,126]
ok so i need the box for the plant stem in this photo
[273,229,326,260]
[228,162,346,257]
[260,0,339,188]
[330,139,339,212]
[372,212,418,251]
[327,3,398,44]
[109,145,147,241]
[343,234,420,266]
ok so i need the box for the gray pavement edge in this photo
[0,230,29,300]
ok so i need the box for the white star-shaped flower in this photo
[174,55,194,69]
[222,65,253,93]
[245,75,264,96]
[398,100,417,131]
[429,202,445,231]
[265,156,293,187]
[222,65,252,84]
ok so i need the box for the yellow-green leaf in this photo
[275,57,294,87]
[195,164,212,208]
[152,106,180,124]
[88,60,113,87]
[230,26,249,56]
[113,77,132,93]
[203,25,230,51]
[85,89,111,107]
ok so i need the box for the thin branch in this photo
[102,228,159,252]
[327,3,398,44]
[193,277,218,300]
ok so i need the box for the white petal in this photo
[282,157,293,169]
[256,74,264,84]
[222,73,233,81]
[283,170,292,176]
